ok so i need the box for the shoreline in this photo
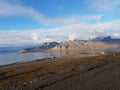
[2,49,117,67]
[0,52,100,67]
[0,58,52,69]
[0,52,120,90]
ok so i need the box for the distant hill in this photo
[18,39,120,54]
[50,40,119,52]
[18,42,59,53]
[0,47,24,53]
[93,36,120,43]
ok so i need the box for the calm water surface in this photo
[0,52,57,65]
[0,51,75,65]
[0,48,120,66]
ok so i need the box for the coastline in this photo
[0,52,120,90]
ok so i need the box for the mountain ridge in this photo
[18,36,120,54]
[93,36,120,43]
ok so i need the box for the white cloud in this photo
[113,33,120,38]
[0,2,78,25]
[0,0,119,47]
[0,2,103,26]
[69,33,78,41]
[1,20,120,46]
[0,2,46,22]
[86,0,120,12]
[87,14,103,20]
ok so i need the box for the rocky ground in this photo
[0,53,120,90]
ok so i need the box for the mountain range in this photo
[18,36,120,54]
[93,36,120,43]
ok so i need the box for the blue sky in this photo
[0,0,120,46]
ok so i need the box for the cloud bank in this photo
[0,0,120,47]
[86,0,120,12]
[1,20,120,46]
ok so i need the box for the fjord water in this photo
[0,50,82,66]
[0,48,120,66]
[0,51,78,66]
[0,51,56,66]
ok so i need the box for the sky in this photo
[0,0,120,46]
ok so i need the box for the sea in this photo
[0,48,120,66]
[0,48,73,66]
[0,51,57,66]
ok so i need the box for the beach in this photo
[0,53,120,90]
